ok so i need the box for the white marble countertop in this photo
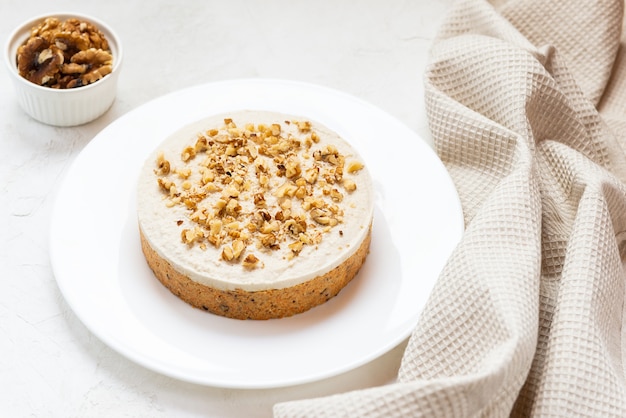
[0,1,451,416]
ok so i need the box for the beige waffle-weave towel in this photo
[275,0,626,416]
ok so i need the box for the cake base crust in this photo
[139,226,372,320]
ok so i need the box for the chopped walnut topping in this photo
[253,192,266,207]
[181,146,196,162]
[221,246,234,261]
[154,116,365,267]
[347,161,364,173]
[242,253,260,268]
[181,227,204,245]
[303,167,319,184]
[296,121,311,132]
[343,179,357,192]
[288,240,304,255]
[155,152,170,175]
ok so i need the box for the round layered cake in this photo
[136,110,373,320]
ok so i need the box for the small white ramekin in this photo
[4,12,123,127]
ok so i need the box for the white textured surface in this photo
[0,1,451,416]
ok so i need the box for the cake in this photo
[136,110,373,320]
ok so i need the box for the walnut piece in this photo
[16,17,113,89]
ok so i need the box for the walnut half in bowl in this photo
[4,12,123,126]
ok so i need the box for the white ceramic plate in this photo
[49,79,463,388]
